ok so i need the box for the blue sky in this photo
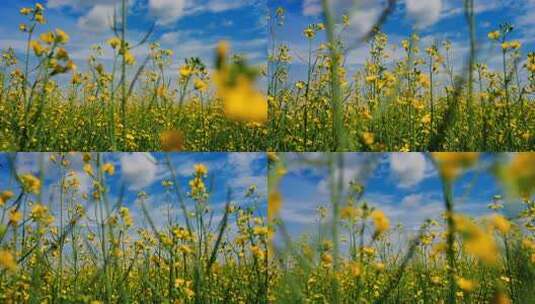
[0,0,266,75]
[269,0,535,81]
[277,153,525,241]
[0,152,266,229]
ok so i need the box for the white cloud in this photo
[120,153,158,190]
[227,153,266,195]
[149,0,186,25]
[389,153,428,188]
[303,0,322,16]
[47,0,119,9]
[401,193,424,207]
[202,0,247,13]
[77,4,116,33]
[405,0,442,29]
[228,153,263,174]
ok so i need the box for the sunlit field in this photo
[0,2,267,151]
[268,1,535,152]
[0,153,268,303]
[268,152,535,303]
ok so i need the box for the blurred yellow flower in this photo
[504,153,535,198]
[490,214,511,234]
[268,191,282,221]
[0,190,14,207]
[160,130,184,152]
[194,164,208,176]
[20,173,41,194]
[456,277,477,292]
[107,37,122,49]
[102,163,115,176]
[180,65,193,78]
[371,210,389,234]
[217,76,267,123]
[55,28,69,44]
[488,31,501,41]
[8,209,23,225]
[0,250,17,272]
[432,153,479,182]
[31,40,45,56]
[40,31,55,44]
[194,79,208,92]
[124,51,136,65]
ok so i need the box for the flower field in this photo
[0,3,267,151]
[0,153,268,303]
[268,4,535,152]
[268,152,535,303]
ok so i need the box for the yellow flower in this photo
[8,209,23,225]
[160,130,184,152]
[253,226,268,236]
[20,7,33,15]
[31,40,46,56]
[83,163,94,176]
[362,246,376,256]
[35,3,45,11]
[0,190,14,207]
[340,205,360,220]
[509,40,521,50]
[304,28,315,39]
[20,173,41,194]
[320,253,333,266]
[267,152,279,163]
[35,14,46,24]
[418,74,430,88]
[343,14,350,27]
[218,76,267,123]
[493,292,512,304]
[456,277,477,292]
[421,114,432,124]
[504,153,535,198]
[66,60,76,71]
[124,51,136,65]
[40,31,55,44]
[194,78,208,91]
[102,163,115,176]
[432,153,479,181]
[370,210,389,234]
[30,203,49,221]
[454,214,498,264]
[362,132,375,146]
[55,47,69,60]
[184,288,195,299]
[251,245,265,259]
[179,65,193,78]
[490,214,511,234]
[0,250,17,272]
[488,31,501,41]
[349,262,361,278]
[107,37,122,49]
[268,191,282,222]
[214,41,267,123]
[194,164,208,176]
[55,28,70,44]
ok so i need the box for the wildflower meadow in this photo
[268,1,535,152]
[268,152,535,303]
[0,2,267,151]
[0,152,268,303]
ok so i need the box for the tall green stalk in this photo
[321,0,346,151]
